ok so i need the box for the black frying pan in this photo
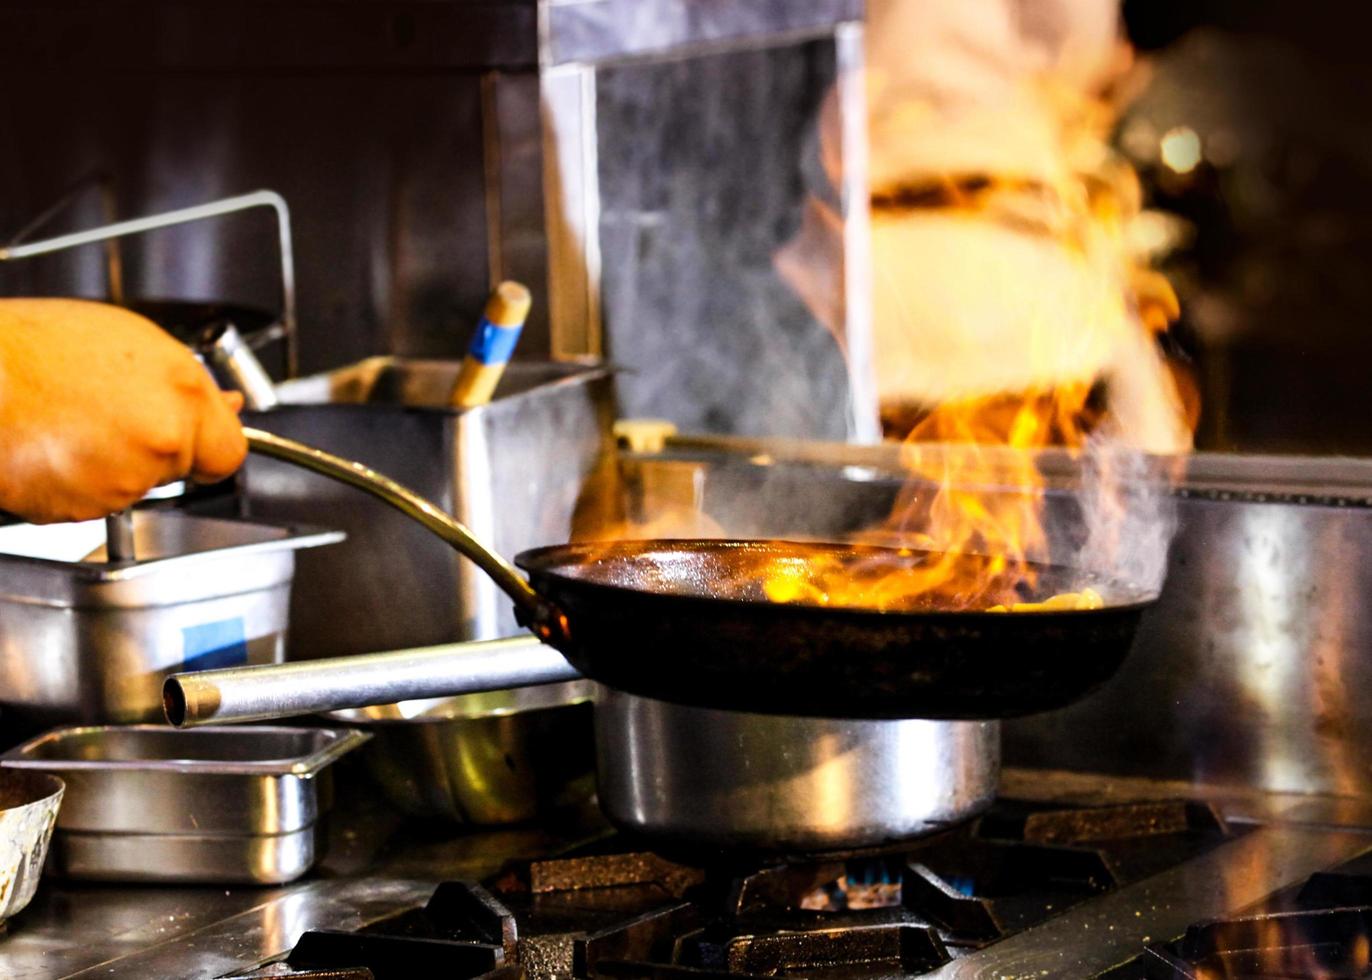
[516,539,1154,719]
[243,429,1157,721]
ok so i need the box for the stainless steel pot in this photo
[594,688,1000,852]
[168,647,998,847]
[324,681,595,824]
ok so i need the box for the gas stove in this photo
[3,767,1357,980]
[243,796,1238,980]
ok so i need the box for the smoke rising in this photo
[1075,440,1178,597]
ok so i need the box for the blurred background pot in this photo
[325,680,595,824]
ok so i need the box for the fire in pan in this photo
[517,538,1154,719]
[164,429,1157,726]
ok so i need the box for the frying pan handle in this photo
[242,427,570,646]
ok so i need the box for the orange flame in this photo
[813,67,1197,611]
[879,385,1097,608]
[576,48,1196,616]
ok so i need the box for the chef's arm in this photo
[0,299,247,524]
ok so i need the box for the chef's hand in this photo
[0,299,248,523]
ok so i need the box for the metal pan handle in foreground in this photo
[164,635,582,728]
[241,427,570,644]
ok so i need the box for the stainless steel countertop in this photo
[5,768,1372,978]
[0,788,611,979]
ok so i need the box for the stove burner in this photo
[250,798,1236,980]
[797,861,904,911]
[903,841,1114,940]
[678,920,949,978]
[979,800,1227,846]
[979,799,1231,882]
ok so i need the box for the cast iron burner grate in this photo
[1135,853,1372,980]
[256,798,1232,980]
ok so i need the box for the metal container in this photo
[0,725,368,884]
[49,825,317,886]
[595,688,1000,853]
[0,513,341,731]
[0,771,63,923]
[245,358,614,659]
[325,680,595,823]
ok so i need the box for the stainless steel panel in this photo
[246,361,614,658]
[1005,490,1372,796]
[594,688,999,851]
[0,726,368,837]
[833,20,881,442]
[595,41,860,439]
[541,63,603,360]
[545,0,864,64]
[0,514,341,729]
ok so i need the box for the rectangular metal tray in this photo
[0,725,367,884]
[0,726,368,836]
[46,825,319,885]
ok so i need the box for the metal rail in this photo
[0,189,300,376]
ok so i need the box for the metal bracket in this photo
[0,189,300,377]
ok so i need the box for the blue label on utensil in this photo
[467,317,524,365]
[182,618,249,671]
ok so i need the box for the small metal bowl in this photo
[0,771,63,923]
[325,681,594,824]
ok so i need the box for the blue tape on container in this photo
[181,618,249,672]
[466,317,524,366]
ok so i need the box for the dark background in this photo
[0,1,856,440]
[2,0,1369,452]
[1123,0,1372,453]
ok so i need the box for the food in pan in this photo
[986,588,1103,613]
[755,546,1109,613]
